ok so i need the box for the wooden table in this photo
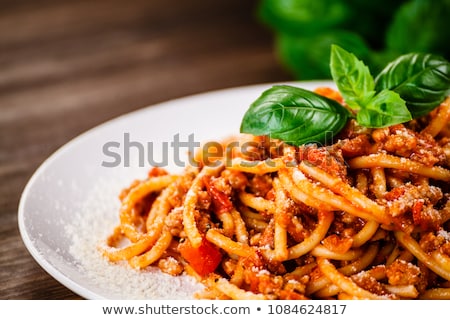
[0,0,289,299]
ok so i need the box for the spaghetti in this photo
[101,89,450,300]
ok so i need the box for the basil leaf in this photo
[375,53,450,118]
[330,44,376,110]
[240,85,351,146]
[330,45,413,128]
[356,90,412,128]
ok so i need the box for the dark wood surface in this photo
[0,0,290,299]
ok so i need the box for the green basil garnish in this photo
[240,45,449,146]
[375,53,450,118]
[239,85,351,146]
[355,89,412,128]
[329,43,375,111]
[330,44,412,128]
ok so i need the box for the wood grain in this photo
[0,0,289,299]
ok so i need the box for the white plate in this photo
[18,80,333,299]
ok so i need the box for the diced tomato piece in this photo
[178,238,222,276]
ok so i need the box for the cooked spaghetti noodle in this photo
[101,89,450,300]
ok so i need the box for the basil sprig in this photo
[330,44,412,128]
[240,45,449,146]
[240,85,351,146]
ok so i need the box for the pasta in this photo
[101,89,450,300]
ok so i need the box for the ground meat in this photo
[298,145,348,182]
[338,134,371,158]
[412,202,442,231]
[328,211,364,238]
[157,256,183,276]
[411,133,446,166]
[220,169,248,190]
[321,234,353,254]
[165,207,184,237]
[196,190,211,210]
[210,176,232,196]
[372,124,446,166]
[384,182,443,216]
[167,171,196,208]
[351,272,392,297]
[419,231,450,253]
[248,174,273,197]
[439,137,450,167]
[373,125,417,158]
[441,242,450,256]
[239,257,307,299]
[195,209,214,234]
[383,181,445,231]
[385,260,421,286]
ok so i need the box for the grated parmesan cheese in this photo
[65,176,203,299]
[437,229,450,241]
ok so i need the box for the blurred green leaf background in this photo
[257,0,450,80]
